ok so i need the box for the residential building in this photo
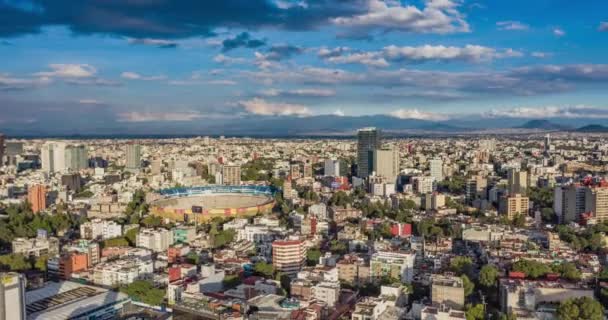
[372,147,399,180]
[370,251,416,283]
[272,240,305,276]
[413,176,434,194]
[41,141,67,173]
[465,175,487,204]
[222,165,241,185]
[499,194,529,220]
[125,143,142,171]
[429,158,443,182]
[424,193,446,211]
[64,144,88,171]
[431,274,465,310]
[337,255,370,285]
[12,236,59,258]
[507,169,528,195]
[311,282,340,307]
[80,219,123,240]
[48,252,88,280]
[136,228,174,252]
[0,272,26,320]
[28,184,47,213]
[499,278,593,314]
[554,184,586,223]
[585,187,608,222]
[324,159,340,177]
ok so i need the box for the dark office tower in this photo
[357,127,381,178]
[0,134,5,166]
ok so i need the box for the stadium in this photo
[149,185,276,223]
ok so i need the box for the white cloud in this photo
[383,44,522,63]
[206,80,237,85]
[333,109,346,116]
[64,78,121,86]
[323,51,389,67]
[127,38,178,48]
[332,0,470,35]
[553,28,565,37]
[389,108,450,121]
[599,22,608,32]
[78,99,103,104]
[531,51,551,58]
[484,105,608,119]
[261,88,336,97]
[120,71,166,81]
[496,21,529,31]
[238,98,311,116]
[213,54,247,65]
[35,64,96,78]
[0,74,52,90]
[319,44,522,67]
[118,111,203,122]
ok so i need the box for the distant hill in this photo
[516,119,572,130]
[575,124,608,133]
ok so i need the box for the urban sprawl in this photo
[1,129,608,320]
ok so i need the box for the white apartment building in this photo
[12,236,60,257]
[41,141,67,173]
[91,258,153,287]
[237,225,275,243]
[413,176,434,194]
[80,219,123,240]
[136,228,174,252]
[272,240,305,276]
[308,203,328,220]
[312,282,340,307]
[370,251,416,283]
[429,158,444,182]
[324,159,340,177]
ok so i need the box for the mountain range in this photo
[2,115,608,137]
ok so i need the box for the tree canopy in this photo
[556,296,603,320]
[120,280,165,306]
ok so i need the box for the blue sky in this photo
[1,0,608,131]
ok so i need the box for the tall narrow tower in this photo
[357,127,381,178]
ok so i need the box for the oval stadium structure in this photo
[149,185,276,223]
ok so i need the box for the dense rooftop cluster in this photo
[0,130,608,320]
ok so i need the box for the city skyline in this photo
[1,0,608,135]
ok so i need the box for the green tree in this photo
[329,240,347,255]
[479,265,499,288]
[499,312,518,320]
[141,215,162,228]
[212,229,236,249]
[124,227,139,246]
[306,248,322,266]
[120,280,165,306]
[553,262,581,281]
[0,254,31,271]
[461,275,474,297]
[34,255,49,271]
[222,275,241,289]
[102,237,130,248]
[556,296,603,320]
[450,256,474,276]
[512,260,551,279]
[465,303,485,320]
[254,262,274,278]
